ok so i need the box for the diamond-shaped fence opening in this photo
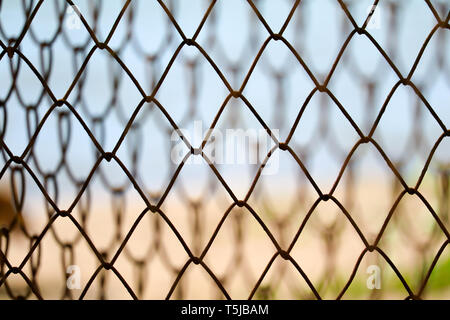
[0,0,449,300]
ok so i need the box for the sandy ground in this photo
[1,176,449,300]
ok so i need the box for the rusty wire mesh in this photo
[0,0,449,300]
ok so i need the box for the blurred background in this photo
[0,0,449,299]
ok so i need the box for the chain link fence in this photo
[0,0,449,300]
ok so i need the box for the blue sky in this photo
[0,0,449,202]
